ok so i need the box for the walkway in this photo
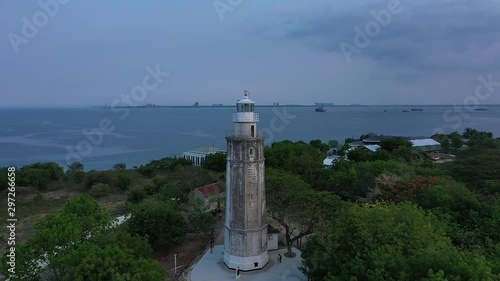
[190,246,307,281]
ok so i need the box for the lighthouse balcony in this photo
[226,130,266,139]
[232,112,259,122]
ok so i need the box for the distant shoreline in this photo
[94,104,500,109]
[2,104,500,109]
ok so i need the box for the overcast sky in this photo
[1,0,500,106]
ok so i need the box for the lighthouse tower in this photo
[223,89,269,271]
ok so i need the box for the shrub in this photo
[84,171,112,190]
[18,168,51,190]
[26,162,65,181]
[137,166,154,178]
[128,189,147,204]
[89,183,112,198]
[115,174,132,191]
[144,183,160,195]
[72,171,86,184]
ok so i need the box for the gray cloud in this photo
[250,0,500,71]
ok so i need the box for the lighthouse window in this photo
[244,104,250,112]
[249,148,254,156]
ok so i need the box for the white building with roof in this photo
[182,146,225,166]
[410,138,442,152]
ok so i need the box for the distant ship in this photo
[315,107,326,112]
[475,108,488,111]
[402,110,410,112]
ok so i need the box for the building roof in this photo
[323,156,341,166]
[186,146,225,155]
[363,144,381,152]
[194,182,225,198]
[349,140,365,147]
[410,138,441,147]
[349,137,443,153]
[268,224,281,234]
[362,136,389,143]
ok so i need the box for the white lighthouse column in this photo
[223,90,269,271]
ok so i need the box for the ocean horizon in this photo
[1,105,500,170]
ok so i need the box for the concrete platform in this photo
[190,246,307,281]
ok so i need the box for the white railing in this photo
[232,112,259,122]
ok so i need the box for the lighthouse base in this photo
[223,251,269,271]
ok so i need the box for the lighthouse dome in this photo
[236,89,255,112]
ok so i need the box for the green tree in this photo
[441,138,452,151]
[68,162,84,172]
[328,160,412,200]
[328,139,340,149]
[449,132,463,150]
[24,162,64,181]
[127,200,186,249]
[60,235,166,281]
[302,203,497,281]
[137,165,155,178]
[89,183,112,198]
[445,147,500,191]
[309,139,330,155]
[202,152,226,172]
[113,162,127,170]
[347,148,372,162]
[327,159,358,198]
[128,188,148,204]
[462,128,496,148]
[84,171,112,190]
[265,140,323,177]
[115,174,132,191]
[0,167,9,192]
[380,137,412,152]
[266,169,341,257]
[18,167,51,189]
[188,212,216,236]
[2,195,112,280]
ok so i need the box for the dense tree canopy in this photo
[1,195,166,281]
[302,203,497,281]
[1,162,64,190]
[266,169,341,256]
[127,199,186,249]
[202,152,226,172]
[265,140,323,177]
[379,137,412,152]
